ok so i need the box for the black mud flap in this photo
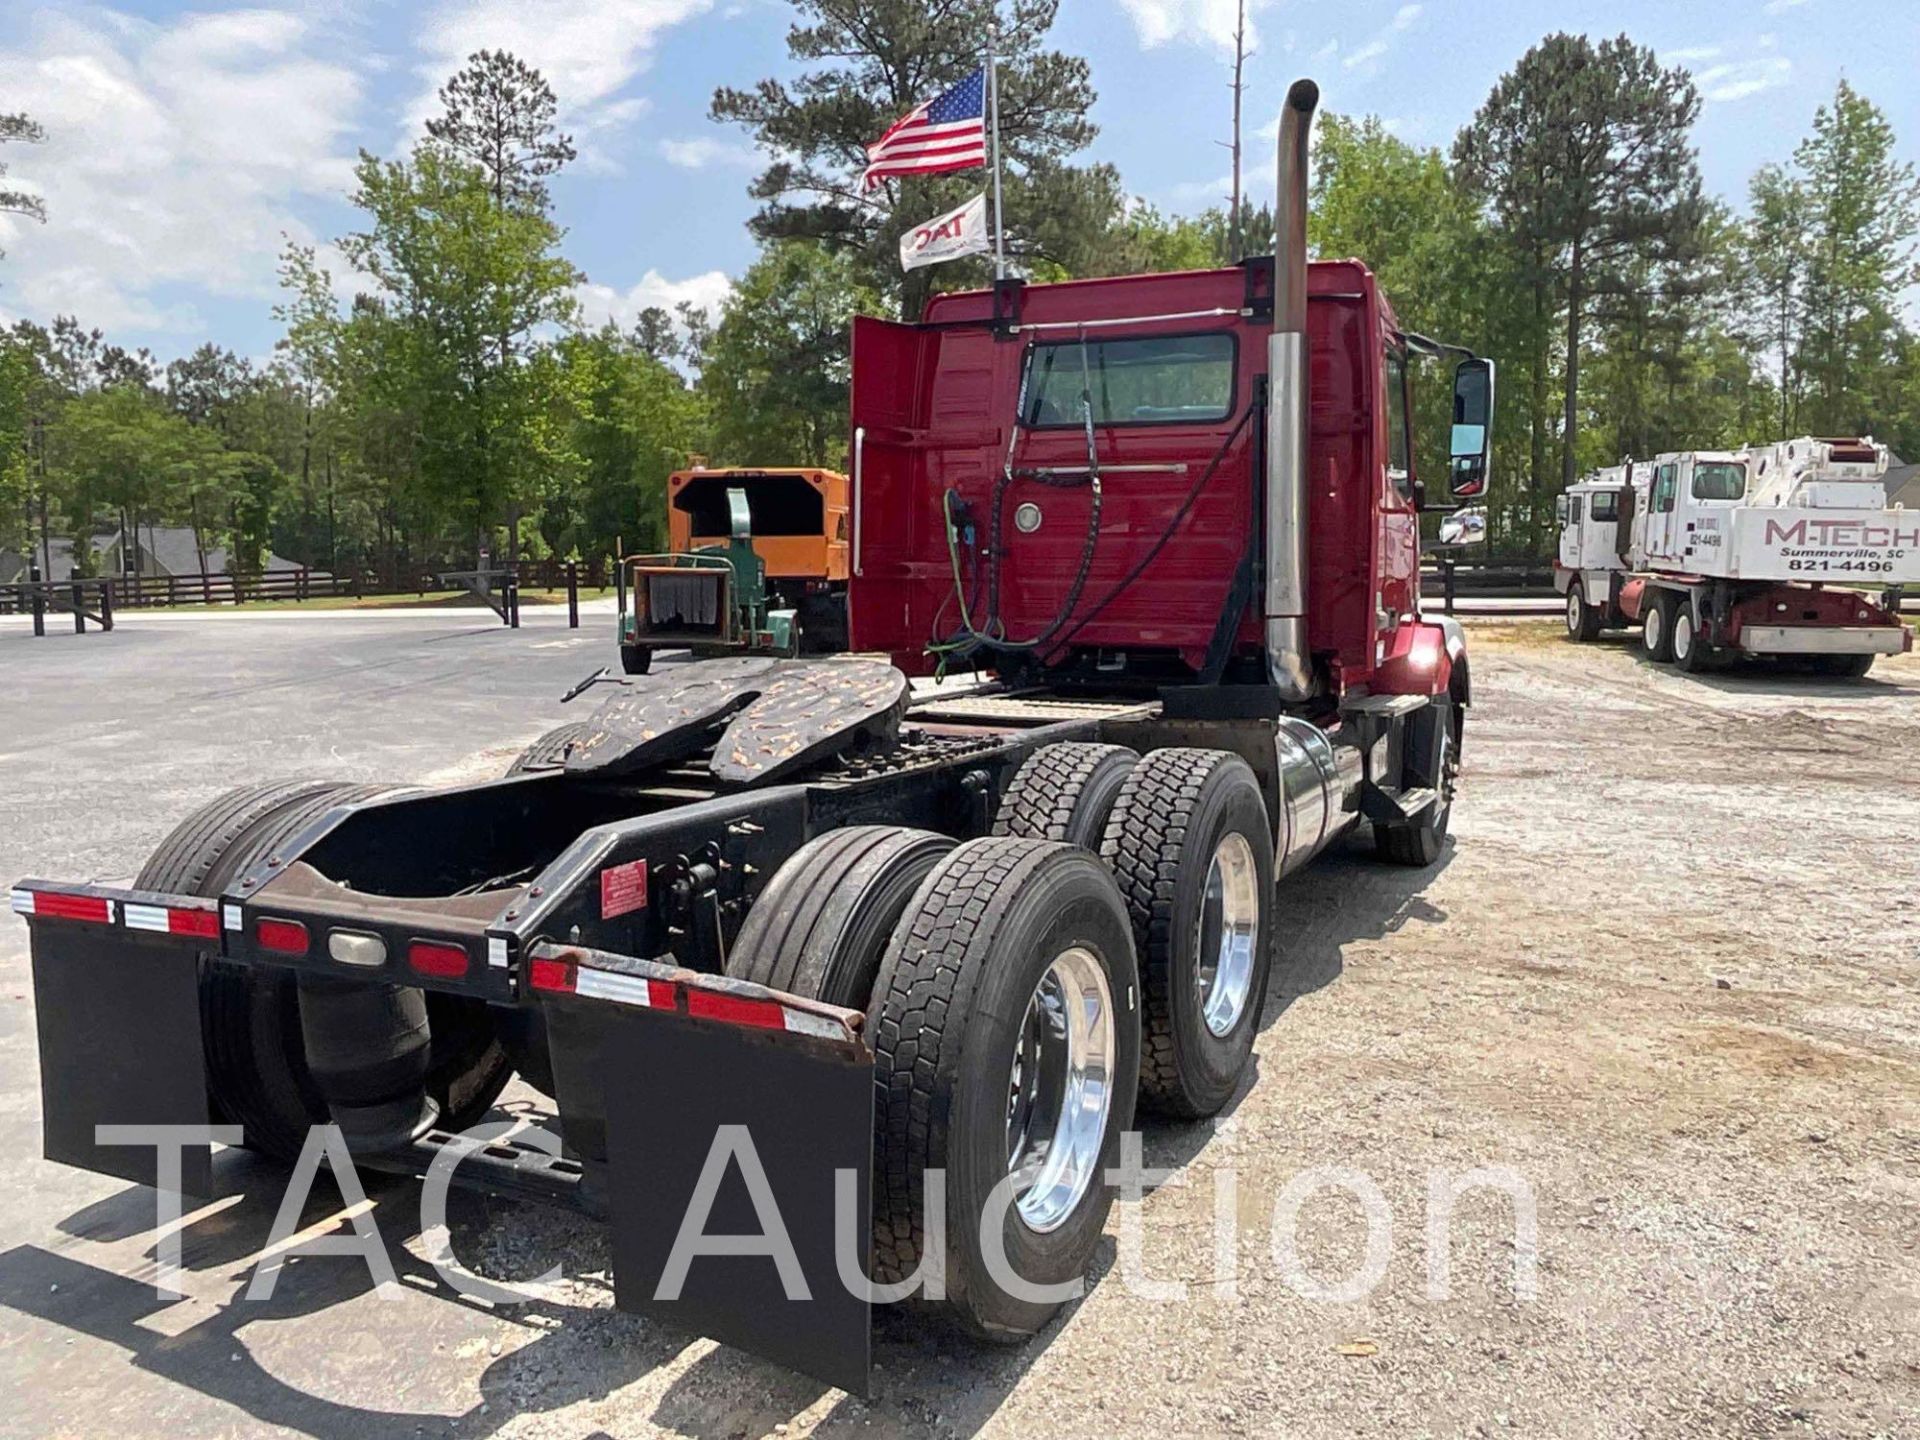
[600,1005,874,1395]
[29,922,213,1194]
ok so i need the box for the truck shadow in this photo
[7,842,1450,1438]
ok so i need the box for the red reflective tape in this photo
[528,956,575,993]
[34,893,113,924]
[168,907,220,940]
[256,918,309,955]
[686,989,785,1030]
[407,940,470,979]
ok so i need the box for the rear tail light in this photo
[256,918,310,955]
[407,940,470,979]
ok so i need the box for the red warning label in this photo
[600,858,649,919]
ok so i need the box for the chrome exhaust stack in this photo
[1265,77,1318,700]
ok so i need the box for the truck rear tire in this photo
[507,721,591,774]
[1671,607,1709,673]
[868,837,1139,1338]
[1099,749,1275,1119]
[1566,585,1601,642]
[620,644,653,675]
[137,781,512,1160]
[726,826,955,1008]
[1642,593,1676,663]
[991,742,1137,851]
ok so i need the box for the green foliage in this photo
[699,241,882,467]
[340,146,585,540]
[1456,33,1706,491]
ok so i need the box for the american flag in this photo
[862,68,988,191]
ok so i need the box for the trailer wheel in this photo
[620,644,653,675]
[507,721,591,774]
[1565,585,1601,642]
[1642,593,1676,662]
[137,781,512,1159]
[1671,607,1710,673]
[991,743,1137,851]
[868,837,1139,1338]
[725,826,955,1007]
[1099,749,1275,1119]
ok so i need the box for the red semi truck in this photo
[12,80,1492,1391]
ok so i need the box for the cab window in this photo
[1384,348,1411,496]
[1569,495,1584,526]
[1019,333,1235,427]
[1692,461,1745,500]
[1653,465,1678,513]
[1590,490,1619,521]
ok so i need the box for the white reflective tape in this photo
[123,903,171,933]
[222,904,243,933]
[9,889,33,916]
[104,900,117,923]
[487,936,509,970]
[781,1007,848,1042]
[575,969,657,1008]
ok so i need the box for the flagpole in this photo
[987,38,1006,280]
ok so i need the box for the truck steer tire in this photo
[1671,608,1709,673]
[1566,585,1601,642]
[620,644,653,676]
[1814,653,1874,679]
[867,837,1139,1339]
[1100,749,1275,1120]
[137,781,511,1160]
[1375,700,1459,868]
[1642,593,1676,662]
[508,721,591,774]
[991,743,1137,851]
[726,826,956,1008]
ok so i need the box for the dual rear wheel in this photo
[725,743,1277,1338]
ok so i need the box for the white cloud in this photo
[1661,45,1723,63]
[658,136,758,170]
[1763,0,1812,14]
[1342,4,1422,74]
[576,267,733,331]
[407,0,712,154]
[0,9,363,334]
[1694,56,1793,102]
[1312,38,1339,62]
[1117,0,1267,54]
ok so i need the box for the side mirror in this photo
[1449,357,1495,500]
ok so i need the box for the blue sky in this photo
[1,0,1914,365]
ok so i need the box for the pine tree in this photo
[1454,34,1705,489]
[424,50,577,214]
[0,111,47,254]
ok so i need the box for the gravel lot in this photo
[0,610,1915,1438]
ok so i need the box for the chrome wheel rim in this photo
[1006,946,1115,1233]
[1566,590,1581,634]
[1674,611,1693,660]
[1645,604,1663,652]
[1194,832,1261,1038]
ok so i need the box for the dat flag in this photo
[900,193,991,272]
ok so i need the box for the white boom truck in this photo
[1554,436,1918,676]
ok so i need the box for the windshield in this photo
[1692,461,1746,501]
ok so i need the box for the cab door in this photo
[1644,461,1681,565]
[846,316,934,658]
